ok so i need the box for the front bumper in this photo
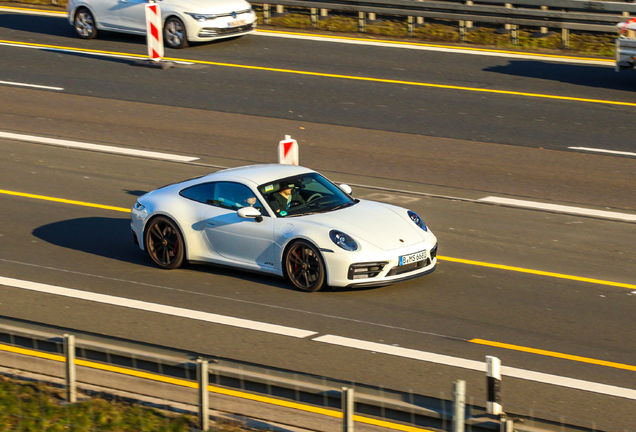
[186,11,257,42]
[323,236,438,288]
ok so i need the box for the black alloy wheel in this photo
[145,216,185,269]
[285,241,326,292]
[74,8,97,39]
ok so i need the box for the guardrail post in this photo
[511,24,519,44]
[197,359,209,432]
[540,6,548,34]
[311,8,318,27]
[276,4,284,14]
[321,8,329,18]
[452,380,466,432]
[342,387,354,432]
[459,20,467,42]
[64,334,76,404]
[407,16,414,36]
[561,25,570,48]
[505,3,512,31]
[263,4,270,25]
[358,12,366,33]
[465,1,473,29]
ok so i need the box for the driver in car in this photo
[269,183,305,214]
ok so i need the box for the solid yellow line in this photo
[258,29,614,63]
[0,39,631,107]
[437,255,636,290]
[0,342,433,431]
[469,339,636,372]
[0,189,130,213]
[0,5,66,14]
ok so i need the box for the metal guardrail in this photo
[256,0,636,46]
[0,316,618,432]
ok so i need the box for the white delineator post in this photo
[486,356,503,415]
[278,135,299,165]
[145,3,163,61]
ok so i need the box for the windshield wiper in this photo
[329,201,356,211]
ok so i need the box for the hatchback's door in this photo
[116,0,148,33]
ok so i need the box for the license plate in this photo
[228,19,246,27]
[399,250,426,266]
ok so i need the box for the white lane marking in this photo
[2,273,635,398]
[0,80,63,91]
[313,335,636,400]
[0,131,199,162]
[254,32,612,67]
[569,147,636,158]
[478,196,636,222]
[0,276,316,338]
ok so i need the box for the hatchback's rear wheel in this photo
[285,241,326,292]
[164,17,188,49]
[74,8,97,39]
[145,216,185,269]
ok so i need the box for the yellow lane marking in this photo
[0,39,631,107]
[437,256,636,290]
[0,342,434,432]
[258,29,614,63]
[2,189,635,291]
[0,39,148,59]
[0,189,130,213]
[470,339,636,372]
[0,5,66,14]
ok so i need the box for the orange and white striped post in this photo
[145,3,163,61]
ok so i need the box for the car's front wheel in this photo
[74,8,98,39]
[285,241,326,292]
[145,216,185,269]
[164,17,189,49]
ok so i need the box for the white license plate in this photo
[399,250,426,266]
[228,19,246,27]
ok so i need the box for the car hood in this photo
[305,200,428,251]
[166,0,251,13]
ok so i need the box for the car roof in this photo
[200,164,315,185]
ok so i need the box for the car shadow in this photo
[484,60,636,91]
[31,216,299,290]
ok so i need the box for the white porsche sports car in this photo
[131,165,437,292]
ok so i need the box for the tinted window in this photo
[181,182,266,213]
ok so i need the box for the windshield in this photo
[258,172,356,218]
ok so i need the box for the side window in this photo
[180,182,216,204]
[214,182,266,213]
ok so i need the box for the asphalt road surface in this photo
[0,6,635,432]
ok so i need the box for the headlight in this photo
[329,230,358,251]
[407,210,427,232]
[185,12,217,21]
[134,201,145,211]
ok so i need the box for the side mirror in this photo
[339,184,353,195]
[237,206,263,222]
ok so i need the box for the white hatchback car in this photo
[67,0,257,48]
[131,164,438,292]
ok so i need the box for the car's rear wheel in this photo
[74,8,98,39]
[285,241,326,292]
[145,216,185,269]
[164,17,188,49]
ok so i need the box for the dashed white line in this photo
[313,335,636,400]
[569,147,636,158]
[478,196,636,222]
[0,80,63,91]
[0,276,316,338]
[0,131,199,162]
